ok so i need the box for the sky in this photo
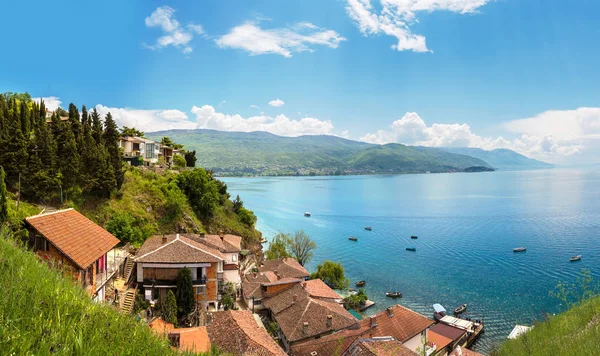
[1,0,599,164]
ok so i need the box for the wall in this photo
[403,333,427,353]
[223,270,240,286]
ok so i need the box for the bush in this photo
[173,155,186,170]
[106,212,151,246]
[311,260,350,290]
[176,168,220,218]
[237,206,257,227]
[344,288,368,310]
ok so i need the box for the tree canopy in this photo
[310,260,350,290]
[265,233,292,260]
[120,126,144,138]
[289,230,317,266]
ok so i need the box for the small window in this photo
[232,254,238,262]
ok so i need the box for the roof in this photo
[120,136,146,143]
[207,310,286,356]
[263,283,358,343]
[188,234,242,253]
[175,327,211,353]
[242,271,279,299]
[349,337,417,356]
[358,305,435,343]
[508,325,533,339]
[303,279,343,300]
[428,323,466,342]
[259,258,309,280]
[135,234,224,263]
[25,209,120,269]
[149,317,176,335]
[291,327,369,356]
[440,315,474,331]
[262,277,303,287]
[427,328,454,350]
[449,346,485,356]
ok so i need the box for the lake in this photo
[222,168,600,353]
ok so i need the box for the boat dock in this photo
[359,300,375,311]
[439,315,485,348]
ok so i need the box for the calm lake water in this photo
[222,168,600,353]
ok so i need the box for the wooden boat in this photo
[406,247,416,251]
[355,280,366,287]
[433,304,447,321]
[304,212,311,217]
[365,226,372,231]
[513,247,526,252]
[411,235,418,239]
[349,236,358,241]
[260,238,267,244]
[570,255,582,262]
[385,292,403,298]
[454,303,467,315]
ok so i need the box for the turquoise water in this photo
[222,169,600,353]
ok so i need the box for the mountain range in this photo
[147,129,551,176]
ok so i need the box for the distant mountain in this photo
[439,147,553,171]
[147,129,495,176]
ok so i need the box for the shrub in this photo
[311,260,350,290]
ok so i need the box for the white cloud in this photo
[346,0,490,52]
[32,96,62,112]
[340,130,350,139]
[190,105,334,136]
[144,6,202,54]
[268,99,285,107]
[216,22,346,58]
[250,105,260,110]
[360,111,587,163]
[94,105,195,132]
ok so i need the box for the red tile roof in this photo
[188,234,242,253]
[358,305,434,343]
[427,329,454,351]
[207,310,286,356]
[175,326,211,353]
[259,258,309,280]
[135,234,224,263]
[350,338,417,356]
[149,317,175,335]
[291,327,368,356]
[242,272,279,299]
[25,209,119,269]
[303,279,342,300]
[449,346,485,356]
[428,322,466,342]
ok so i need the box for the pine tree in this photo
[1,103,28,185]
[81,105,89,136]
[102,112,124,189]
[162,290,178,326]
[0,166,7,224]
[20,100,30,137]
[56,121,80,192]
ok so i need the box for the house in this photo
[345,337,417,356]
[119,136,161,166]
[207,310,286,356]
[259,257,310,280]
[149,318,211,353]
[241,271,279,311]
[302,279,344,303]
[25,209,121,302]
[134,234,226,310]
[262,281,359,352]
[188,233,242,288]
[427,323,468,356]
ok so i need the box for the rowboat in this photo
[454,303,467,315]
[386,292,403,298]
[304,212,311,217]
[406,247,416,251]
[570,255,582,262]
[355,280,366,287]
[513,247,526,252]
[365,226,372,231]
[411,235,418,239]
[349,236,358,241]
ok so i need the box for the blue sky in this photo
[1,0,599,164]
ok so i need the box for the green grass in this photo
[493,296,600,355]
[0,230,199,355]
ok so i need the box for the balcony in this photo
[142,276,207,287]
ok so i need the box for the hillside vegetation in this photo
[147,129,495,176]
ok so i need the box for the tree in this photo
[289,230,317,266]
[55,121,80,192]
[103,112,124,189]
[237,207,256,227]
[120,126,144,137]
[91,108,103,145]
[105,212,147,245]
[0,167,8,224]
[265,233,291,260]
[176,168,221,218]
[176,267,195,316]
[310,260,350,290]
[162,290,178,326]
[184,150,196,167]
[344,288,368,311]
[173,154,186,169]
[232,195,243,213]
[160,136,183,149]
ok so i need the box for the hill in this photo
[440,147,553,171]
[147,130,493,176]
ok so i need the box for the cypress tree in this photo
[91,108,103,145]
[56,121,80,192]
[103,112,123,189]
[67,103,82,148]
[20,100,30,137]
[1,106,28,185]
[162,290,178,326]
[0,166,7,225]
[81,105,89,136]
[176,267,195,316]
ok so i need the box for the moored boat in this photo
[513,247,526,252]
[304,212,311,217]
[433,303,447,321]
[570,255,582,262]
[385,292,403,298]
[411,235,418,239]
[355,280,366,287]
[406,247,416,251]
[365,226,372,231]
[454,303,467,315]
[260,238,267,244]
[349,236,358,241]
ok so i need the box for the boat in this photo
[406,247,416,251]
[260,238,267,244]
[365,226,372,231]
[304,212,311,217]
[349,236,358,241]
[513,247,526,252]
[355,280,366,287]
[411,235,418,239]
[454,303,467,315]
[433,304,447,321]
[385,292,403,298]
[570,255,582,262]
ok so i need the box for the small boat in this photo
[349,236,358,241]
[304,212,311,217]
[570,255,582,262]
[365,226,372,231]
[355,280,366,287]
[406,247,416,251]
[411,235,418,239]
[260,238,267,244]
[454,303,467,315]
[433,304,447,321]
[386,292,403,298]
[513,247,526,252]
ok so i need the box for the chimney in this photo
[199,232,206,238]
[161,235,167,244]
[326,315,333,328]
[273,270,280,279]
[293,294,298,303]
[176,233,180,239]
[386,306,394,317]
[303,322,309,335]
[369,315,377,327]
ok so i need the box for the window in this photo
[196,286,205,295]
[145,143,155,159]
[35,236,48,251]
[232,254,238,262]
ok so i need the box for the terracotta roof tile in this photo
[449,346,485,356]
[303,279,343,300]
[135,234,224,263]
[427,329,454,350]
[207,310,286,356]
[242,272,279,299]
[175,326,211,353]
[26,209,119,269]
[350,338,417,356]
[259,258,309,280]
[358,305,434,343]
[189,234,242,253]
[291,327,368,356]
[149,318,176,335]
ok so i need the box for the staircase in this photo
[123,258,134,282]
[120,285,137,314]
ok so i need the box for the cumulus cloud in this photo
[32,96,62,112]
[268,99,285,107]
[360,111,586,162]
[144,6,203,54]
[94,105,195,133]
[216,21,346,58]
[190,105,334,136]
[346,0,490,52]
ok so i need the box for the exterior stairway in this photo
[123,258,134,282]
[120,285,137,314]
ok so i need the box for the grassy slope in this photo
[0,233,199,356]
[494,296,600,355]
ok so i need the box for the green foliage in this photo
[344,288,368,310]
[265,321,279,338]
[184,150,197,167]
[162,290,178,326]
[105,212,151,246]
[0,167,7,225]
[176,267,196,316]
[265,233,292,260]
[176,168,220,218]
[173,154,186,169]
[232,195,243,213]
[120,126,144,137]
[310,260,350,290]
[133,292,150,314]
[550,268,599,311]
[237,206,257,227]
[160,136,183,150]
[289,229,317,266]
